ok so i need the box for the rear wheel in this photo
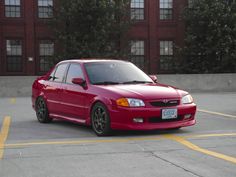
[36,97,52,123]
[91,102,112,136]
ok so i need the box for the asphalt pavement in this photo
[0,92,236,177]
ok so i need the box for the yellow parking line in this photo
[185,133,236,139]
[5,136,163,148]
[198,109,236,119]
[0,116,11,159]
[164,135,236,164]
[3,132,236,164]
[4,132,236,148]
[9,98,16,104]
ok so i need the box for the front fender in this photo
[85,96,113,125]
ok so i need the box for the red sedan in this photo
[32,59,196,136]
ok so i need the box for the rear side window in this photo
[48,68,56,81]
[53,63,68,82]
[66,64,84,84]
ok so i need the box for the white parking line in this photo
[198,109,236,119]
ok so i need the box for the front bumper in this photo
[109,103,197,130]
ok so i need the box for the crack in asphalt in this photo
[149,151,204,177]
[133,143,204,177]
[3,144,204,177]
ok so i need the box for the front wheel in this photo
[91,102,112,136]
[36,97,52,123]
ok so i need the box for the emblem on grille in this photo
[162,99,169,103]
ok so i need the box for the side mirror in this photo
[149,75,158,83]
[72,78,87,88]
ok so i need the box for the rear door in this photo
[44,63,68,115]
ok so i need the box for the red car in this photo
[32,59,196,136]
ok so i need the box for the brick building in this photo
[0,0,187,76]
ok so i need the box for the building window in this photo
[38,0,53,18]
[130,40,145,70]
[160,41,174,70]
[6,40,22,72]
[5,0,21,17]
[39,40,54,72]
[160,0,173,20]
[131,0,144,20]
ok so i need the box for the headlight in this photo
[116,98,145,107]
[181,94,193,104]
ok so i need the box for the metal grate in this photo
[150,100,179,107]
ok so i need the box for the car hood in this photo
[98,83,186,100]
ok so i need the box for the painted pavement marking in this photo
[164,134,236,164]
[4,132,236,148]
[9,98,16,104]
[198,109,236,119]
[0,116,11,159]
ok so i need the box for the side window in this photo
[66,64,84,84]
[53,63,68,82]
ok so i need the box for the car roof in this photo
[58,59,130,65]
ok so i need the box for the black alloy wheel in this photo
[36,97,52,123]
[91,102,112,136]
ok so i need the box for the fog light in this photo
[133,118,144,123]
[184,114,192,119]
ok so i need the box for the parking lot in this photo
[0,92,236,177]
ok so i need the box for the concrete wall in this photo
[0,76,37,97]
[0,74,235,97]
[157,73,236,93]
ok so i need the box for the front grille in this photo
[149,115,183,123]
[150,100,179,107]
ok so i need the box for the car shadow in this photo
[51,120,94,134]
[27,119,193,138]
[50,120,191,137]
[112,129,191,137]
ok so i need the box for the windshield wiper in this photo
[122,80,153,84]
[93,81,120,85]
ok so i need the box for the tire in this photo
[91,102,112,136]
[35,97,52,123]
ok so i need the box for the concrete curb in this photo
[0,74,235,97]
[157,73,236,93]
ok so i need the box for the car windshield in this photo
[84,61,153,85]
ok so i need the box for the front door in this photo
[60,63,86,120]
